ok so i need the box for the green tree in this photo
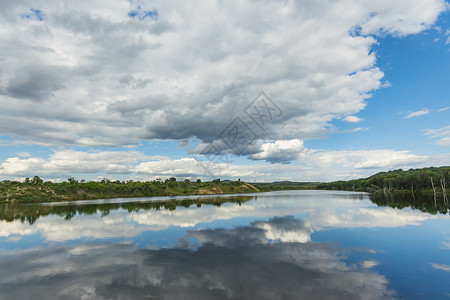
[31,176,43,185]
[68,177,78,184]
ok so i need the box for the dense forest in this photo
[316,166,450,214]
[316,166,449,194]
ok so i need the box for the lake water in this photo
[0,190,449,299]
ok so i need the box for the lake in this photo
[0,190,449,299]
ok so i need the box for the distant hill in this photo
[253,181,317,191]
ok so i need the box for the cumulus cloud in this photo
[361,260,379,269]
[405,108,430,118]
[4,64,67,101]
[0,149,279,181]
[249,139,307,163]
[0,148,446,181]
[343,115,363,123]
[301,149,428,170]
[0,150,148,178]
[132,156,267,179]
[0,0,446,153]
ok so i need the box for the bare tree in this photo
[431,177,437,207]
[440,176,448,207]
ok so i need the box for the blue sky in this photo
[308,14,450,154]
[0,0,449,182]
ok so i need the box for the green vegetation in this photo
[316,166,449,194]
[0,177,261,203]
[1,167,449,214]
[317,166,449,212]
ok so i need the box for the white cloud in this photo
[341,127,369,133]
[253,216,313,243]
[132,157,267,180]
[441,241,450,249]
[438,107,450,112]
[0,147,447,182]
[343,116,363,123]
[0,230,398,300]
[356,0,446,36]
[301,149,428,170]
[436,137,450,146]
[0,0,446,152]
[423,126,450,146]
[0,214,146,242]
[124,192,440,231]
[0,149,281,181]
[16,152,32,158]
[430,263,450,272]
[1,190,440,242]
[249,139,307,163]
[361,260,379,269]
[405,108,430,118]
[298,149,450,181]
[309,207,433,229]
[0,150,148,178]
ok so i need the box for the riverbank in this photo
[0,178,263,203]
[0,176,321,203]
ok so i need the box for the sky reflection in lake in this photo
[0,190,449,299]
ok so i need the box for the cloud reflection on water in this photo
[0,216,397,300]
[0,191,440,243]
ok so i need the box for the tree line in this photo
[316,166,449,202]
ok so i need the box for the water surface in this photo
[0,190,449,299]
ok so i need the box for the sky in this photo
[0,0,449,182]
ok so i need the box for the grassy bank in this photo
[0,177,262,203]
